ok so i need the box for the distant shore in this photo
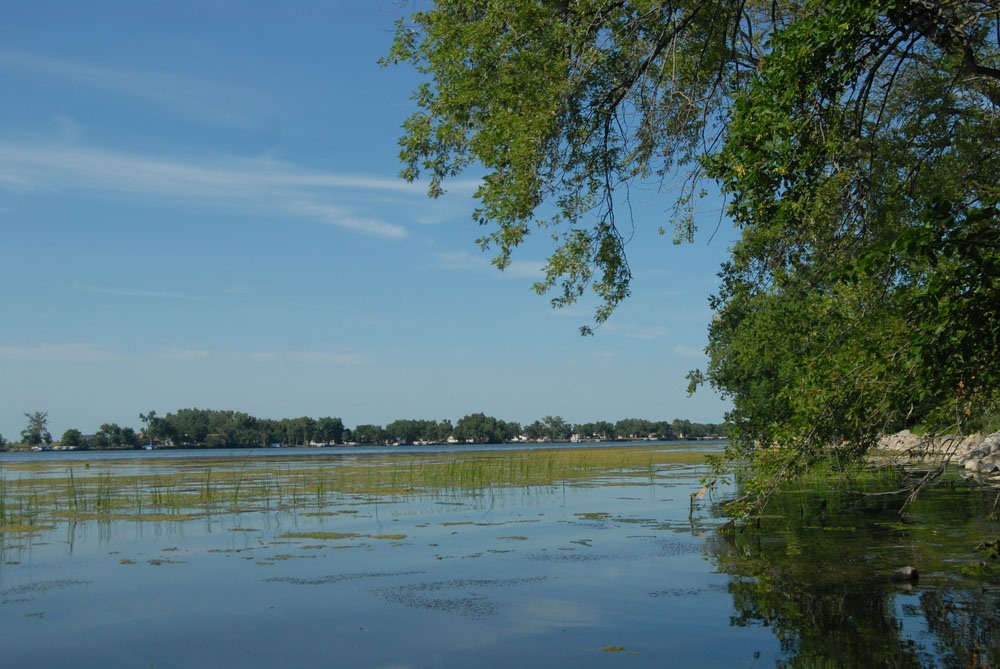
[1,435,728,453]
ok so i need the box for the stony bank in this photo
[878,430,1000,483]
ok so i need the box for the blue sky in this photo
[0,1,735,440]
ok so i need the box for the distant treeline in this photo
[27,408,728,450]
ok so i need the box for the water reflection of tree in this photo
[713,531,930,667]
[706,478,1000,667]
[919,589,1000,668]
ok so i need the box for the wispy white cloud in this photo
[629,326,669,340]
[0,166,36,191]
[0,143,423,196]
[287,351,367,366]
[0,49,484,203]
[50,113,83,143]
[157,348,210,361]
[0,142,414,238]
[245,350,366,366]
[0,343,116,363]
[411,184,483,224]
[672,344,705,357]
[290,202,406,239]
[601,322,669,340]
[435,250,544,279]
[435,251,488,272]
[0,49,254,128]
[503,260,547,280]
[74,282,202,300]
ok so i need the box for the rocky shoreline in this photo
[877,429,1000,483]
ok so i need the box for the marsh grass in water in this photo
[0,446,705,533]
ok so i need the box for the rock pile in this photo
[958,434,1000,478]
[876,429,1000,482]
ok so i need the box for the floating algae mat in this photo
[1,442,999,668]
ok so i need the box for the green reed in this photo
[0,445,706,532]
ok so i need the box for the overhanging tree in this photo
[386,0,1000,512]
[697,0,1000,510]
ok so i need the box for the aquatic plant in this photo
[0,446,707,533]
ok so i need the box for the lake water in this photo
[1,442,997,668]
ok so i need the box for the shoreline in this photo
[876,429,1000,483]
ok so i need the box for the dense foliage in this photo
[385,0,999,512]
[700,0,1000,510]
[144,409,347,448]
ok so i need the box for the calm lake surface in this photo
[1,441,997,668]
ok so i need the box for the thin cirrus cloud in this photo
[157,348,210,361]
[0,49,255,129]
[599,321,669,340]
[287,351,367,366]
[0,343,218,363]
[435,250,545,280]
[0,142,414,238]
[0,343,117,363]
[0,344,365,365]
[248,350,366,366]
[289,201,408,239]
[74,282,203,300]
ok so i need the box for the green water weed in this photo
[0,446,706,530]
